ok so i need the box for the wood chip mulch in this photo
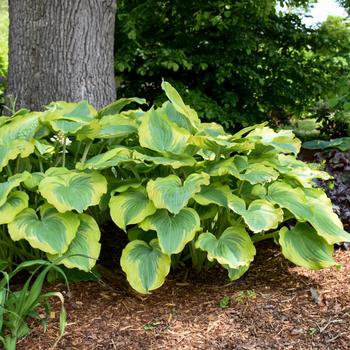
[16,242,350,350]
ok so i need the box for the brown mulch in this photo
[17,242,350,350]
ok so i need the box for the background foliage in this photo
[115,0,350,130]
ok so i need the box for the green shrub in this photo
[315,76,350,138]
[0,82,348,294]
[115,1,350,129]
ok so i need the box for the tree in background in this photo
[6,0,116,111]
[115,0,350,129]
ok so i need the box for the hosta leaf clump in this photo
[0,81,348,294]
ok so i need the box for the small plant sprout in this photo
[218,295,230,309]
[234,290,257,304]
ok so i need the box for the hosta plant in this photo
[0,81,349,294]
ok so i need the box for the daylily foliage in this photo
[0,82,349,293]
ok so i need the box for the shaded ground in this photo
[17,242,350,350]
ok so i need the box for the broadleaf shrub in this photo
[0,82,349,294]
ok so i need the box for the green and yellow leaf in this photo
[0,140,35,171]
[146,173,210,214]
[225,264,250,281]
[49,214,101,271]
[268,181,311,221]
[42,101,97,134]
[241,164,279,184]
[161,81,200,128]
[76,147,132,170]
[39,168,107,213]
[8,204,80,255]
[109,187,156,230]
[303,188,350,244]
[120,239,171,294]
[0,191,29,225]
[140,208,200,255]
[0,172,30,207]
[279,223,336,269]
[242,199,283,233]
[0,112,41,143]
[133,150,196,169]
[193,183,246,215]
[97,114,138,139]
[99,97,146,117]
[138,108,190,155]
[248,127,301,155]
[196,226,256,269]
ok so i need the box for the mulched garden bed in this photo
[17,241,350,350]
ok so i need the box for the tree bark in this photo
[6,0,116,111]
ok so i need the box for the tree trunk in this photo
[6,0,116,111]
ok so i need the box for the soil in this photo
[16,241,350,350]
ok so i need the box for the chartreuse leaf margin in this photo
[0,81,348,294]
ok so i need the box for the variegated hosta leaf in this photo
[239,182,267,200]
[193,183,246,215]
[242,199,283,233]
[247,127,301,155]
[0,172,30,207]
[0,191,29,224]
[196,226,256,269]
[279,223,336,270]
[23,172,45,190]
[44,167,72,177]
[160,102,197,133]
[0,112,41,143]
[269,181,350,244]
[42,101,97,134]
[34,140,55,155]
[49,214,101,271]
[97,114,138,139]
[161,81,200,128]
[140,208,200,255]
[268,181,312,221]
[112,179,142,193]
[241,164,279,185]
[199,122,226,137]
[266,154,331,187]
[109,187,156,230]
[99,97,147,117]
[8,204,80,255]
[76,147,132,170]
[205,156,248,177]
[0,140,35,171]
[146,173,210,214]
[284,166,332,188]
[225,264,250,281]
[206,156,277,184]
[76,120,101,141]
[39,168,107,213]
[133,150,196,169]
[303,188,350,244]
[188,134,233,151]
[138,108,190,155]
[230,122,268,140]
[120,239,171,294]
